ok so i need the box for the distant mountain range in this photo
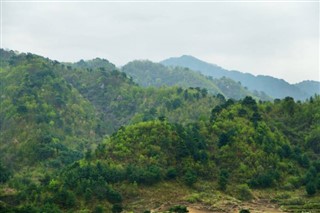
[161,55,320,100]
[121,60,271,100]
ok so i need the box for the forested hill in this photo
[69,58,116,71]
[122,60,271,101]
[161,55,320,100]
[0,50,100,169]
[0,49,223,166]
[0,50,225,160]
[0,49,320,213]
[60,60,224,134]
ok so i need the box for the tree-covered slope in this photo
[62,59,223,133]
[121,60,222,94]
[69,58,116,71]
[1,49,320,213]
[58,61,138,134]
[161,55,315,100]
[0,50,224,137]
[122,60,270,101]
[0,51,100,170]
[3,96,319,212]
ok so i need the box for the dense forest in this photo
[0,49,320,212]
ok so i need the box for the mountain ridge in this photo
[161,55,319,100]
[121,60,271,101]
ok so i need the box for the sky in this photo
[1,1,319,83]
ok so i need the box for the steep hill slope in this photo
[0,51,100,169]
[60,59,138,134]
[63,59,223,133]
[161,55,315,100]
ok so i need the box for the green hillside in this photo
[122,60,222,94]
[2,95,319,212]
[0,51,100,170]
[122,60,271,101]
[0,49,319,213]
[59,59,223,133]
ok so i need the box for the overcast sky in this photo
[1,1,319,83]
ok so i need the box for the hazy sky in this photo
[1,1,319,83]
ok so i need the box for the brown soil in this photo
[187,199,285,213]
[188,206,214,213]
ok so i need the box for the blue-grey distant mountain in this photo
[161,55,319,100]
[294,80,320,98]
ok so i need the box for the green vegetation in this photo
[0,51,100,170]
[58,58,223,134]
[0,49,319,212]
[122,60,271,101]
[169,205,188,213]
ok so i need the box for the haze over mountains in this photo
[161,55,320,100]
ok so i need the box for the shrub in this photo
[306,181,316,196]
[185,193,201,203]
[166,167,178,179]
[93,205,104,213]
[287,176,302,189]
[0,162,11,183]
[183,170,197,186]
[53,189,76,208]
[218,169,229,191]
[239,209,250,213]
[111,203,123,213]
[169,205,189,213]
[236,184,254,201]
[40,204,62,213]
[105,186,122,203]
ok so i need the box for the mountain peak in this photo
[164,55,205,62]
[160,55,318,100]
[160,55,220,69]
[73,57,116,70]
[180,55,198,60]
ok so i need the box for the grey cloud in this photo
[2,2,319,83]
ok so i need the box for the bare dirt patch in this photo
[188,206,213,213]
[187,199,285,213]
